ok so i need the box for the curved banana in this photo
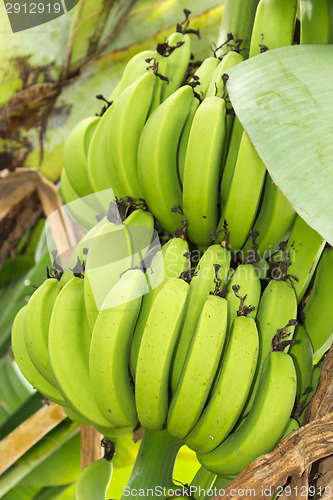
[182,96,226,247]
[303,246,333,360]
[130,237,189,376]
[74,457,113,500]
[215,130,266,252]
[24,277,62,386]
[205,50,244,170]
[185,316,259,453]
[206,51,244,99]
[189,466,216,500]
[249,0,297,58]
[11,305,67,405]
[224,263,261,333]
[299,0,330,44]
[178,56,220,185]
[123,208,155,270]
[240,279,297,418]
[117,49,159,94]
[87,103,123,202]
[135,278,189,429]
[48,277,119,429]
[271,215,325,303]
[137,84,194,234]
[242,174,296,260]
[289,324,313,398]
[84,218,132,330]
[219,117,243,206]
[197,351,297,477]
[171,244,231,392]
[167,294,228,439]
[160,31,192,100]
[106,71,158,200]
[281,417,299,439]
[90,269,147,427]
[59,167,80,205]
[63,116,100,198]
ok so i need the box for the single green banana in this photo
[117,49,159,93]
[205,50,244,169]
[135,278,189,429]
[185,316,259,454]
[87,103,123,201]
[216,0,260,59]
[171,244,231,393]
[90,269,147,427]
[299,0,330,44]
[182,96,226,247]
[219,117,243,206]
[74,457,113,500]
[178,56,220,185]
[0,355,31,412]
[215,131,266,252]
[63,116,100,198]
[59,169,102,233]
[271,215,325,303]
[59,167,81,205]
[123,208,155,270]
[11,305,67,405]
[205,51,244,99]
[249,0,297,58]
[137,84,194,234]
[24,277,62,386]
[224,263,261,333]
[130,237,189,376]
[242,174,297,260]
[189,466,216,500]
[160,31,192,100]
[48,277,119,429]
[283,417,299,437]
[240,279,297,418]
[289,324,313,398]
[197,351,297,477]
[303,246,333,360]
[167,294,228,439]
[84,218,132,330]
[106,71,159,200]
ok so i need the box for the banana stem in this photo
[120,428,183,500]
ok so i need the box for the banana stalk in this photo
[120,428,183,500]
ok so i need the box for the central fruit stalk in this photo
[120,428,184,500]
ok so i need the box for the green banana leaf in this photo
[0,246,52,357]
[1,486,42,500]
[19,434,81,487]
[0,421,79,497]
[226,44,333,245]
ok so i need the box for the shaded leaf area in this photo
[0,354,35,430]
[226,45,333,245]
[212,344,333,500]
